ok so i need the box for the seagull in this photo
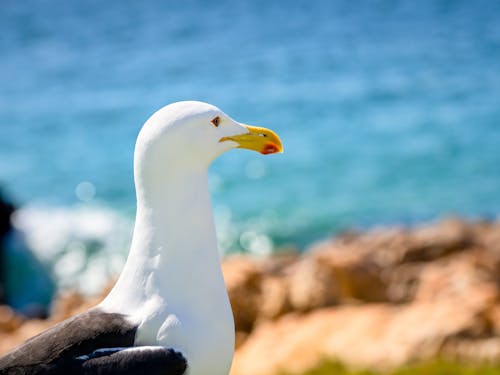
[0,101,283,375]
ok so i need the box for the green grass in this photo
[285,360,500,375]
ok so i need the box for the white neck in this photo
[101,166,230,324]
[100,165,235,374]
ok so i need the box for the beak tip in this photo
[261,143,283,155]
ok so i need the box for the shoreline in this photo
[1,216,500,374]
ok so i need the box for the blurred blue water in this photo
[1,0,500,261]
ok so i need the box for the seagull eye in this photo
[211,116,221,127]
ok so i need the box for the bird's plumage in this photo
[0,101,282,375]
[0,308,186,375]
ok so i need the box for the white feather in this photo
[99,101,246,375]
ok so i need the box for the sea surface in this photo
[1,0,500,292]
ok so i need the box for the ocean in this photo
[1,0,500,293]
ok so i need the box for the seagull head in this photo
[135,101,283,172]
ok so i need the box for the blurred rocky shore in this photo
[2,218,500,374]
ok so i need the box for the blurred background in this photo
[1,0,500,305]
[2,0,500,373]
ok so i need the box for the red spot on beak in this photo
[262,143,280,155]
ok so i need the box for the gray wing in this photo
[0,308,187,375]
[78,347,187,375]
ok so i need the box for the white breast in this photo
[124,290,234,375]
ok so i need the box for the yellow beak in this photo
[219,125,283,155]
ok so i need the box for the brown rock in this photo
[414,250,499,303]
[470,220,500,255]
[287,244,387,309]
[0,319,50,355]
[223,255,264,333]
[321,218,472,268]
[232,289,498,375]
[384,263,423,303]
[258,276,290,322]
[488,304,500,336]
[402,218,472,262]
[223,252,299,334]
[287,255,340,311]
[442,338,500,363]
[0,305,22,333]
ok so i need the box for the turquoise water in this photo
[1,0,500,290]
